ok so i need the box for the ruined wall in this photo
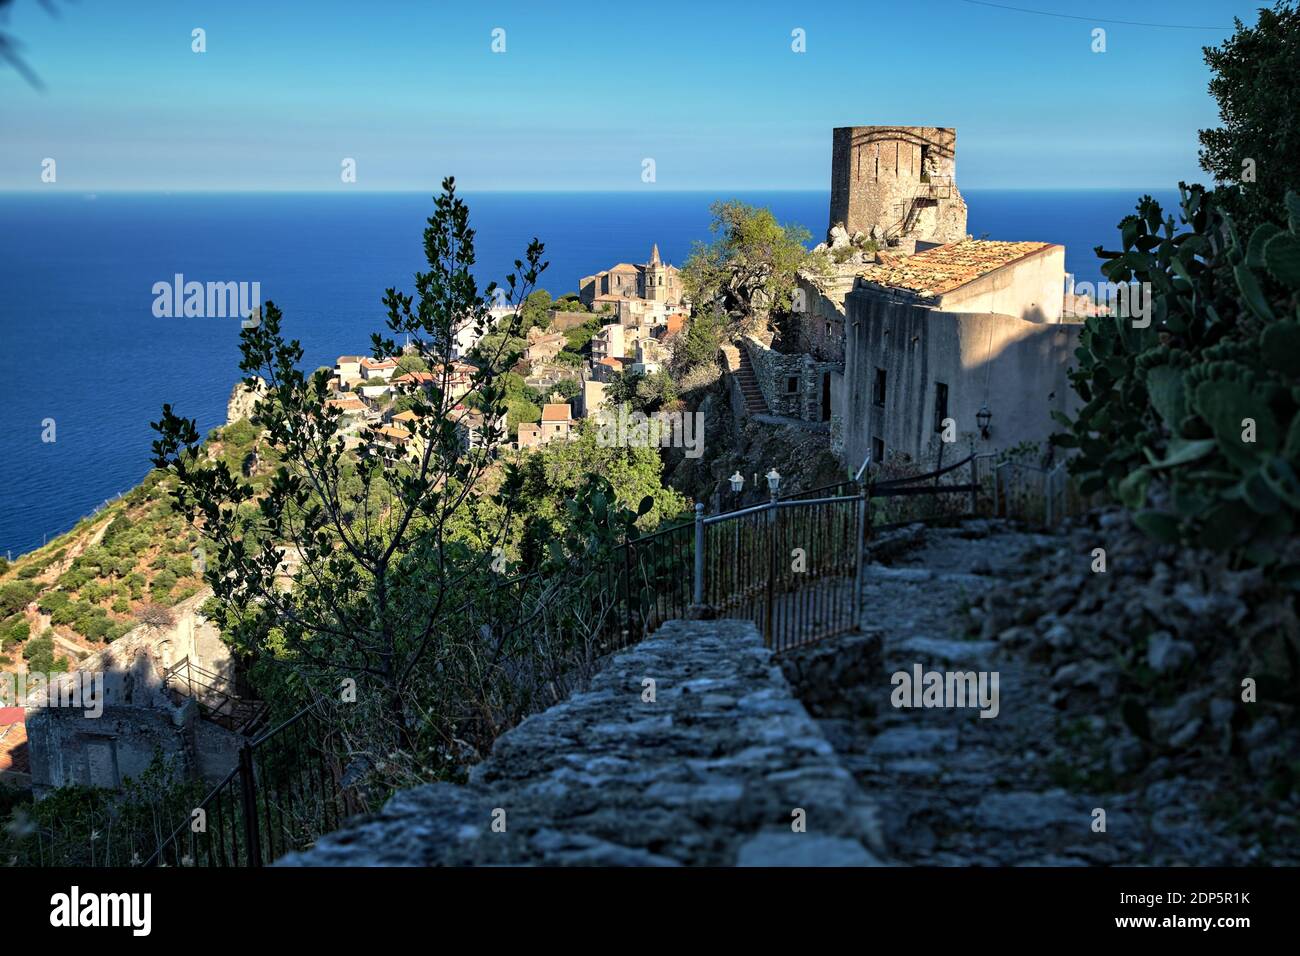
[278,620,886,866]
[841,291,1082,468]
[742,337,840,424]
[24,590,244,796]
[829,126,967,245]
[794,271,855,364]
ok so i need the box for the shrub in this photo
[150,570,178,599]
[0,581,38,618]
[1057,185,1300,563]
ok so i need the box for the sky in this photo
[0,0,1271,191]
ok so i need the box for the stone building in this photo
[579,244,683,309]
[840,239,1081,469]
[24,590,249,798]
[829,126,967,246]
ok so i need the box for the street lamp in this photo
[977,404,992,440]
[766,468,782,500]
[729,471,744,510]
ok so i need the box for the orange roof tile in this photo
[858,239,1056,297]
[541,403,572,422]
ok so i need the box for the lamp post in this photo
[766,468,781,502]
[977,404,992,440]
[729,471,745,510]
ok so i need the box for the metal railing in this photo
[990,459,1078,527]
[143,699,362,867]
[693,491,865,653]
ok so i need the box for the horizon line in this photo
[0,184,1189,195]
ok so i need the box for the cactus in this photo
[1055,186,1300,563]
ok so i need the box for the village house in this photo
[517,422,543,450]
[579,377,608,418]
[334,355,364,384]
[524,330,567,365]
[631,337,669,376]
[367,424,414,462]
[517,403,576,451]
[590,323,626,363]
[359,357,399,381]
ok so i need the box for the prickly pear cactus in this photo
[1055,185,1300,565]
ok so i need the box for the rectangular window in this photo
[873,368,887,407]
[785,376,800,395]
[872,437,885,463]
[933,382,949,432]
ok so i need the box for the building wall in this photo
[829,126,967,244]
[937,245,1066,324]
[841,290,1082,470]
[580,379,608,417]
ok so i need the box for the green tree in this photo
[519,289,554,334]
[681,200,827,321]
[673,309,723,372]
[151,178,546,748]
[1199,3,1300,234]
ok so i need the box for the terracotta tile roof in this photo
[541,403,572,422]
[857,239,1055,297]
[360,357,399,370]
[392,371,437,385]
[327,397,368,411]
[0,721,28,774]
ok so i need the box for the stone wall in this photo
[278,619,886,866]
[548,310,593,331]
[741,337,840,425]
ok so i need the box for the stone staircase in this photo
[730,343,769,415]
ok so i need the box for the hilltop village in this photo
[4,124,1097,799]
[311,125,1093,484]
[307,243,689,461]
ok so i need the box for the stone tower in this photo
[829,126,967,246]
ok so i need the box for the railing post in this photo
[853,481,867,624]
[237,742,262,867]
[969,454,979,515]
[764,500,776,648]
[623,541,635,643]
[692,502,705,607]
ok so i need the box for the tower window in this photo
[873,368,887,407]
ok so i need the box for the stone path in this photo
[278,619,887,866]
[789,519,1253,865]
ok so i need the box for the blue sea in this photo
[0,188,1178,556]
